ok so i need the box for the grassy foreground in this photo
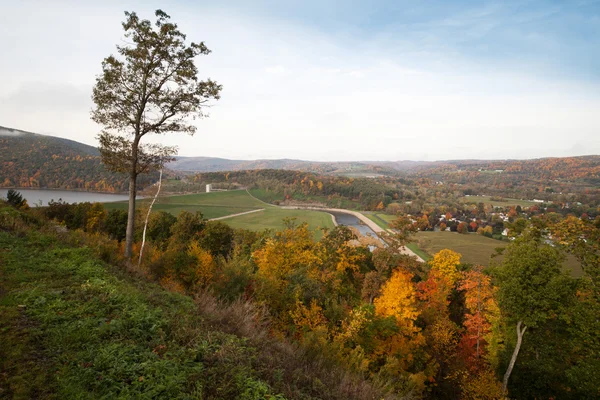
[0,229,381,399]
[0,231,284,399]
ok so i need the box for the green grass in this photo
[104,190,266,219]
[406,243,432,261]
[223,208,335,240]
[248,189,358,210]
[364,213,397,230]
[460,195,540,208]
[409,231,582,275]
[0,231,286,399]
[104,190,335,237]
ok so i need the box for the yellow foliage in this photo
[290,298,327,332]
[159,273,186,294]
[374,269,419,332]
[253,224,321,283]
[86,203,106,232]
[335,244,364,273]
[430,249,462,286]
[458,368,503,400]
[336,307,369,343]
[187,242,215,287]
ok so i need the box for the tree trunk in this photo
[124,137,140,258]
[502,320,527,395]
[124,172,137,258]
[138,169,162,268]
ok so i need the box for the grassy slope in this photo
[364,213,395,230]
[248,189,358,210]
[224,208,334,240]
[104,190,264,219]
[105,190,335,237]
[0,231,288,399]
[0,229,390,399]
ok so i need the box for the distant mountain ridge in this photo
[2,126,600,191]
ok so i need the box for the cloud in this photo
[265,65,289,76]
[0,1,599,161]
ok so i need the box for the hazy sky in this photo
[1,0,599,161]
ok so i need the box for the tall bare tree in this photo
[91,9,221,257]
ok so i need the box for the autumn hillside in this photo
[0,126,153,193]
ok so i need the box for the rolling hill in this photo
[2,125,600,195]
[0,126,151,193]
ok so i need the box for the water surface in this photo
[0,189,129,206]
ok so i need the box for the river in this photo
[0,188,129,206]
[328,211,378,237]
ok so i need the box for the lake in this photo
[0,189,130,206]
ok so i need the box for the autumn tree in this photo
[458,266,499,365]
[430,249,462,286]
[375,269,421,341]
[91,10,221,257]
[491,229,575,396]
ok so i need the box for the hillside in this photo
[3,125,600,200]
[170,156,397,176]
[0,126,153,193]
[0,226,389,399]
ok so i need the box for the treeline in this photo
[192,169,412,210]
[3,193,599,399]
[412,156,600,203]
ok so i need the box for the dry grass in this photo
[193,291,404,400]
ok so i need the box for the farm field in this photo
[412,231,582,276]
[460,195,541,208]
[104,190,335,236]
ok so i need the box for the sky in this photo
[1,0,599,161]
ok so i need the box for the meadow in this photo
[362,213,582,274]
[459,195,541,208]
[413,231,582,275]
[105,190,335,236]
[223,207,335,239]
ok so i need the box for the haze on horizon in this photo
[1,0,599,162]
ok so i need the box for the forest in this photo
[2,191,598,399]
[0,129,158,192]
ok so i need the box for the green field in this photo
[223,208,335,239]
[104,190,264,219]
[365,212,396,230]
[460,195,540,208]
[104,190,335,236]
[248,189,358,210]
[411,231,582,276]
